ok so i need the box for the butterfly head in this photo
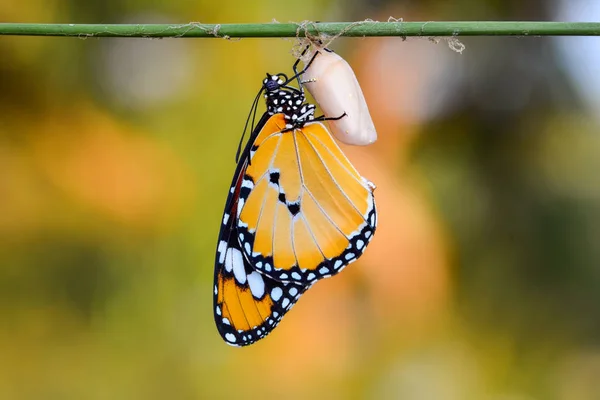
[263,73,285,92]
[263,73,316,130]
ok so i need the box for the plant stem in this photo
[1,21,599,38]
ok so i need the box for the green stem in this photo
[0,21,599,38]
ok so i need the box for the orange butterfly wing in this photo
[237,114,376,284]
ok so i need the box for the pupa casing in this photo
[302,48,377,146]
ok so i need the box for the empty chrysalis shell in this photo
[302,48,377,146]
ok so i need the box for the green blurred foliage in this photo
[1,0,600,398]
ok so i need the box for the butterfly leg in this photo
[290,45,321,91]
[314,112,348,122]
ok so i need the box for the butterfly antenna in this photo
[250,91,261,139]
[236,88,264,163]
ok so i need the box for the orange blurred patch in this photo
[351,155,449,329]
[30,105,193,228]
[346,37,450,330]
[228,276,356,390]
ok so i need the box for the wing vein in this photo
[250,134,283,249]
[301,127,368,222]
[304,187,348,239]
[300,212,327,260]
[305,123,367,188]
[290,131,304,269]
[271,201,279,276]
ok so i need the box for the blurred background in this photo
[1,0,600,398]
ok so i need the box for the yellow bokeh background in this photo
[2,0,600,398]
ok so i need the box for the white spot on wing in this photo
[281,298,290,309]
[241,179,254,190]
[356,239,365,250]
[231,249,246,284]
[289,287,298,297]
[225,333,236,342]
[223,213,229,225]
[225,248,234,272]
[218,241,227,264]
[271,287,283,301]
[247,271,265,298]
[237,198,245,217]
[291,272,301,280]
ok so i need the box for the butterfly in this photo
[213,53,377,346]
